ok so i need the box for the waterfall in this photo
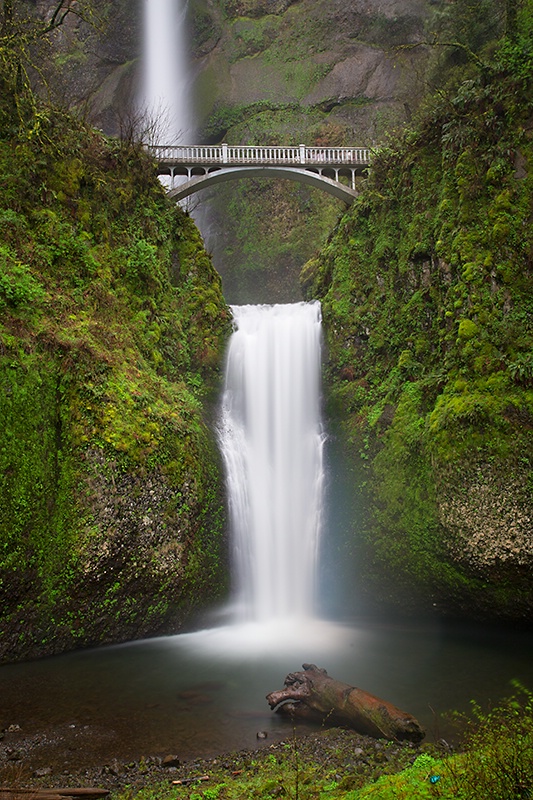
[141,0,193,144]
[219,302,325,624]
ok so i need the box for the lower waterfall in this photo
[219,302,325,624]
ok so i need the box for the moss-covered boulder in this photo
[304,23,533,621]
[0,108,231,662]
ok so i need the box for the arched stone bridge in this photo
[149,144,370,204]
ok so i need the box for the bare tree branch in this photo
[1,0,103,45]
[0,0,104,136]
[45,0,75,34]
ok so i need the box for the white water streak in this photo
[142,0,193,144]
[219,302,325,623]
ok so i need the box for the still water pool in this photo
[1,617,532,770]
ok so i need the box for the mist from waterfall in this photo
[141,0,193,144]
[219,302,325,625]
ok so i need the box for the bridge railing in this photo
[149,144,370,166]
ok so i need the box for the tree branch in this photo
[45,1,75,34]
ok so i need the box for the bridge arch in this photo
[151,144,370,205]
[166,166,360,204]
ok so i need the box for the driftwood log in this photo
[266,663,425,743]
[0,790,109,800]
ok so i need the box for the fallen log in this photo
[0,786,109,800]
[0,794,64,800]
[266,663,425,743]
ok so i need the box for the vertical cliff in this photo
[190,0,433,299]
[0,56,231,659]
[304,8,533,620]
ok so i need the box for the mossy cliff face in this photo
[34,0,433,302]
[192,0,430,142]
[38,0,436,302]
[33,0,141,136]
[190,0,432,300]
[304,27,533,621]
[0,109,231,662]
[35,1,512,305]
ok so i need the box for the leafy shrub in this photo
[444,683,533,800]
[0,245,46,309]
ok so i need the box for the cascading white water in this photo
[219,302,325,624]
[142,0,193,144]
[140,3,334,647]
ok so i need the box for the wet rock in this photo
[256,731,268,739]
[104,759,123,776]
[34,767,52,777]
[2,724,426,794]
[162,754,180,768]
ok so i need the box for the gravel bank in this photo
[0,723,441,795]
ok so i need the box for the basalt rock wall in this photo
[189,0,433,301]
[303,17,533,621]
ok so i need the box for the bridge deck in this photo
[150,144,370,169]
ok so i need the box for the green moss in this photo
[0,93,231,661]
[306,24,533,620]
[0,352,79,600]
[207,176,344,303]
[228,15,281,60]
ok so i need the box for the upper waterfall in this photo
[141,0,193,144]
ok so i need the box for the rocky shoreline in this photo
[1,722,444,796]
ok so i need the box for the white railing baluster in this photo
[149,144,370,174]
